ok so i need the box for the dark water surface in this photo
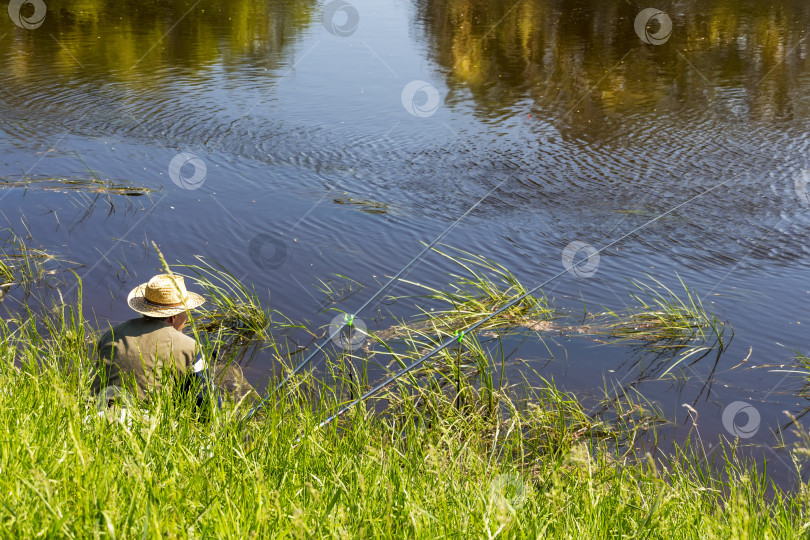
[2,0,810,487]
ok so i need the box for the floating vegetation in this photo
[332,196,389,214]
[0,175,154,197]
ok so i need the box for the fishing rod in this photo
[243,175,513,421]
[308,177,734,435]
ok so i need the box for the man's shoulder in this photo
[169,329,197,349]
[99,318,147,340]
[98,317,196,352]
[133,319,196,348]
[151,323,197,354]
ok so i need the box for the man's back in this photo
[93,317,197,400]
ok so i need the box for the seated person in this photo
[93,273,217,409]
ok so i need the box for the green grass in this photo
[0,301,808,538]
[1,250,809,537]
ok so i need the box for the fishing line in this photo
[244,173,514,421]
[308,175,736,435]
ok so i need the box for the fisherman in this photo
[92,273,217,408]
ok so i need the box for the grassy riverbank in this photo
[0,248,808,537]
[0,314,807,538]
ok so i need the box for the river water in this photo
[2,0,810,487]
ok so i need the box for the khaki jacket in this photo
[93,317,198,400]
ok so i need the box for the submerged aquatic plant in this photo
[0,175,154,196]
[314,273,366,307]
[1,162,155,230]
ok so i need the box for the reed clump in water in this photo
[0,230,80,303]
[361,246,552,381]
[600,276,725,344]
[397,245,555,334]
[594,275,729,377]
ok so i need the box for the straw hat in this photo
[127,274,205,318]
